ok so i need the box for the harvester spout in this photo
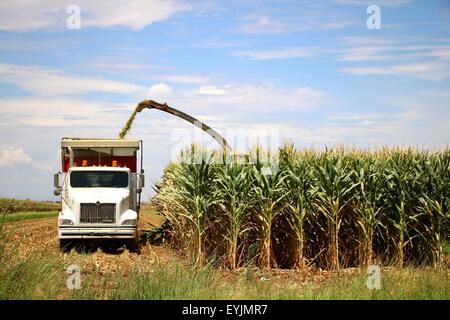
[119,99,232,152]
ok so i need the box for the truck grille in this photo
[80,203,116,223]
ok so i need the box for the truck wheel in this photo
[59,239,73,253]
[125,239,140,253]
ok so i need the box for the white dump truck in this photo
[53,138,144,252]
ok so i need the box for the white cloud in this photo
[338,46,397,62]
[341,62,450,81]
[332,0,410,6]
[0,83,326,129]
[233,39,450,65]
[337,43,450,62]
[148,83,173,98]
[0,63,213,97]
[85,62,169,71]
[430,47,450,60]
[0,146,51,171]
[234,15,288,35]
[192,39,244,49]
[321,20,358,30]
[0,147,32,167]
[195,85,227,96]
[295,87,325,100]
[338,37,397,46]
[329,113,383,121]
[334,37,450,81]
[234,47,314,60]
[151,74,210,84]
[233,8,362,35]
[0,0,189,31]
[0,63,146,96]
[81,1,190,30]
[328,112,408,127]
[417,90,450,98]
[170,84,327,118]
[0,97,130,127]
[0,36,81,51]
[233,12,359,35]
[275,109,444,148]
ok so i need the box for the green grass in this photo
[300,269,449,300]
[0,252,67,300]
[1,211,58,223]
[444,242,450,256]
[107,264,450,300]
[110,262,219,299]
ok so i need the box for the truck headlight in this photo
[122,219,137,226]
[59,219,74,225]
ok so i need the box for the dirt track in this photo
[2,212,178,277]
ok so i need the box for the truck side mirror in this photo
[138,174,145,189]
[53,172,62,196]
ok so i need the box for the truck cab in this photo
[53,138,144,252]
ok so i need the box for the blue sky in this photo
[0,0,449,200]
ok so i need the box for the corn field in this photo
[154,145,450,270]
[0,198,61,214]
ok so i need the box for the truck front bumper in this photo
[59,226,137,239]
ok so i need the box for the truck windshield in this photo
[70,171,128,188]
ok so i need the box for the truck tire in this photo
[59,239,73,253]
[125,238,140,253]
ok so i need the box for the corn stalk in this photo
[312,152,358,271]
[280,147,315,268]
[353,155,385,267]
[385,150,424,268]
[251,147,287,268]
[417,152,450,268]
[169,146,215,267]
[214,154,253,269]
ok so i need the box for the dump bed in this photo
[61,137,141,173]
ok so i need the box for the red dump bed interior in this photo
[62,156,137,173]
[61,138,140,173]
